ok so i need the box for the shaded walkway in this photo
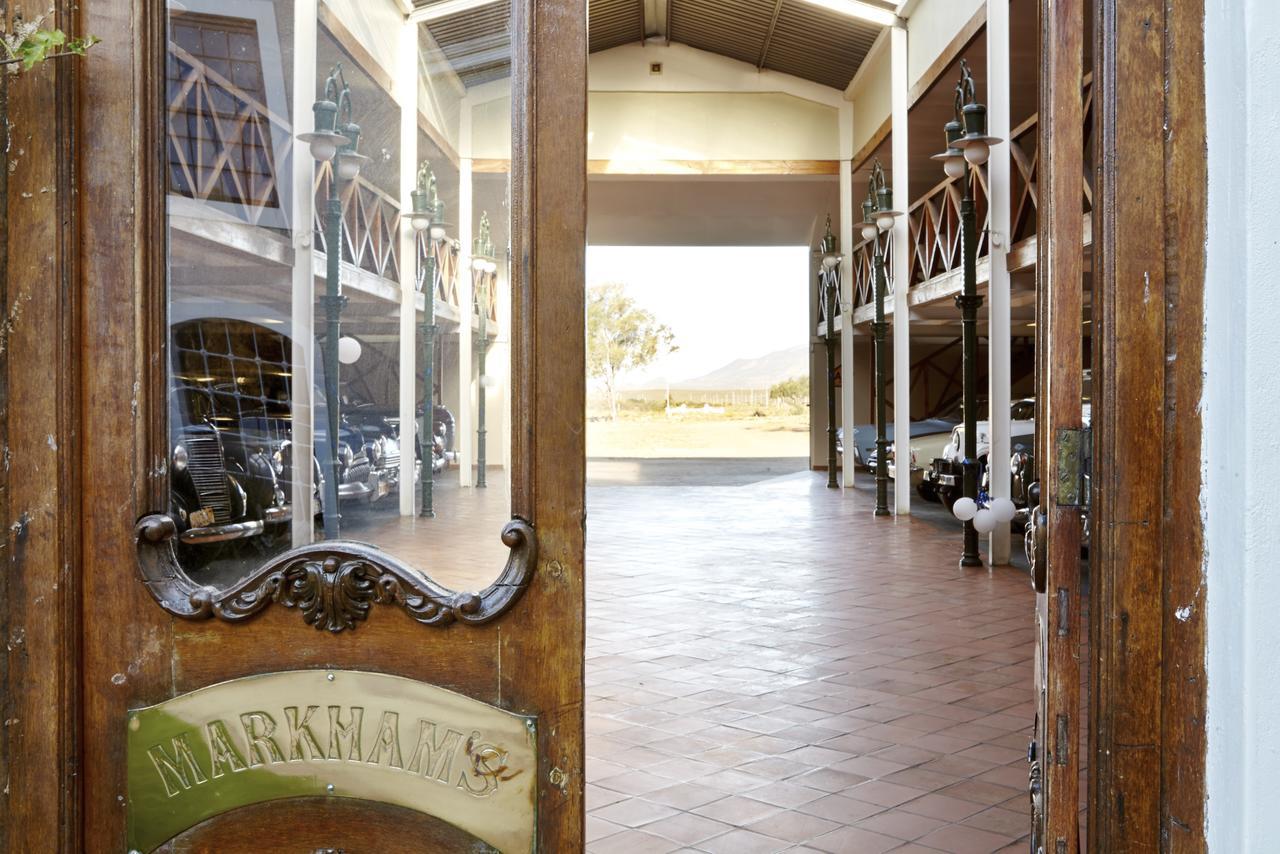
[586,470,1033,853]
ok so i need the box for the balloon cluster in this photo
[952,491,1017,533]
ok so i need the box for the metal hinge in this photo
[1054,428,1091,507]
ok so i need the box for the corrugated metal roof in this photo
[416,0,887,90]
[590,0,645,52]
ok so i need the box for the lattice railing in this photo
[472,269,499,329]
[416,235,461,311]
[313,163,404,282]
[849,229,895,312]
[851,75,1095,312]
[167,43,289,227]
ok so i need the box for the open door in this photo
[68,0,586,849]
[1028,0,1086,850]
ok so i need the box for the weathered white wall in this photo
[1204,0,1280,849]
[849,37,891,158]
[904,0,984,90]
[321,0,401,59]
[468,45,843,164]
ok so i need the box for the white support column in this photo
[290,0,318,544]
[987,0,1012,564]
[457,98,475,487]
[397,17,418,515]
[839,101,856,488]
[891,24,911,515]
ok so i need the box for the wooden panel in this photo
[1090,0,1208,848]
[159,798,484,852]
[0,2,82,851]
[1160,0,1208,845]
[68,0,587,851]
[1036,0,1084,851]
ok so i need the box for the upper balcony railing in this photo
[167,42,289,229]
[313,162,404,283]
[848,75,1094,313]
[472,269,499,328]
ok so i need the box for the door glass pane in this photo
[166,0,514,592]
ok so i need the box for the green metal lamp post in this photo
[471,212,497,489]
[861,159,903,518]
[933,59,1001,567]
[410,161,448,517]
[818,216,843,489]
[298,63,368,540]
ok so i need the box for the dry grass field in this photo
[586,399,810,458]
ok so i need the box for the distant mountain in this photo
[668,345,809,390]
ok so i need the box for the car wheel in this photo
[939,487,957,512]
[916,482,938,503]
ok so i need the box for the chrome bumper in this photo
[179,519,264,545]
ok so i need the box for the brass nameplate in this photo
[126,670,537,853]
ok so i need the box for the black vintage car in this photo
[169,385,288,549]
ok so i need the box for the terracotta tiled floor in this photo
[585,468,1034,853]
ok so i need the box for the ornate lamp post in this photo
[933,59,1001,567]
[818,216,843,489]
[298,63,368,539]
[471,212,498,489]
[860,159,903,517]
[410,161,448,517]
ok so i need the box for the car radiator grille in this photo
[383,444,401,471]
[185,434,233,523]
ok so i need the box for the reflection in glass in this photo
[165,0,513,591]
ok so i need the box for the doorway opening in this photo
[586,245,812,489]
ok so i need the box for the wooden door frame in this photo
[1087,0,1208,848]
[1,0,588,848]
[1036,0,1209,848]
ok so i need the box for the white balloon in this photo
[990,497,1017,523]
[973,508,998,534]
[338,336,362,365]
[952,496,977,522]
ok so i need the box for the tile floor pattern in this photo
[585,471,1035,853]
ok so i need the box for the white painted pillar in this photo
[457,98,475,487]
[838,101,856,488]
[891,24,911,515]
[397,17,418,515]
[987,0,1012,563]
[290,0,318,544]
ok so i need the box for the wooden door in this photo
[1030,0,1087,850]
[3,0,585,849]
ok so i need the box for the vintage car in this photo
[925,399,1037,508]
[886,429,956,500]
[169,384,289,549]
[839,410,961,470]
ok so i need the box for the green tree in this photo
[769,376,809,403]
[587,283,675,420]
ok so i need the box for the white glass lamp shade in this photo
[972,508,998,534]
[952,496,977,522]
[861,222,878,242]
[309,138,338,161]
[472,257,487,272]
[410,212,432,232]
[336,150,369,181]
[429,223,447,240]
[943,153,966,179]
[338,336,362,365]
[963,139,990,166]
[487,259,499,274]
[821,252,842,271]
[989,496,1017,523]
[876,211,899,233]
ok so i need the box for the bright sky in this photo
[586,245,811,388]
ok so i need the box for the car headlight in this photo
[172,444,188,473]
[367,441,382,467]
[272,449,285,475]
[340,444,354,468]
